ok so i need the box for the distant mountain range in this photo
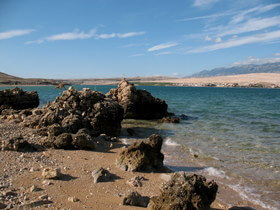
[191,62,280,77]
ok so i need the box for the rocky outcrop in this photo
[0,88,39,113]
[22,87,123,149]
[106,79,168,119]
[1,136,37,152]
[122,191,150,207]
[150,172,218,210]
[116,134,164,172]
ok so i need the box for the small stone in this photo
[42,180,52,185]
[126,176,145,187]
[42,168,61,179]
[0,202,7,209]
[29,167,35,172]
[68,197,79,202]
[122,191,150,207]
[91,167,114,183]
[29,185,38,193]
[38,194,48,200]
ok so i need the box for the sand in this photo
[148,73,280,86]
[0,120,267,209]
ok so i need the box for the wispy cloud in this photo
[147,42,178,52]
[46,29,96,41]
[230,3,280,24]
[26,30,145,44]
[178,10,234,22]
[155,51,172,56]
[188,30,280,53]
[232,55,280,66]
[213,16,280,37]
[0,29,34,40]
[96,31,145,39]
[193,0,220,7]
[26,29,96,44]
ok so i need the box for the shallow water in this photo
[1,85,280,209]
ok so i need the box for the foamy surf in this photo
[228,184,277,210]
[164,137,180,146]
[202,167,229,179]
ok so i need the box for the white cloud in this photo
[232,55,280,66]
[178,10,234,21]
[216,16,280,37]
[46,29,96,41]
[274,53,280,56]
[188,30,280,53]
[0,29,34,40]
[204,36,222,43]
[97,31,145,39]
[230,3,280,24]
[155,51,172,56]
[147,42,178,52]
[193,0,220,7]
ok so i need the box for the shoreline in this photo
[0,119,267,209]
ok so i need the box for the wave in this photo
[164,137,180,146]
[228,184,278,210]
[202,167,229,179]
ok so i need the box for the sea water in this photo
[1,85,279,209]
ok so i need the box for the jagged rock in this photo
[161,116,180,123]
[22,87,123,149]
[126,176,146,187]
[0,88,39,112]
[91,167,115,183]
[150,172,218,210]
[1,136,37,152]
[42,168,61,179]
[68,197,79,202]
[106,79,168,119]
[72,129,95,150]
[116,134,164,172]
[122,191,150,207]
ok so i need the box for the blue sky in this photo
[0,0,280,78]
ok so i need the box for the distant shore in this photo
[1,73,280,88]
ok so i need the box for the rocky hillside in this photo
[191,62,280,77]
[0,72,64,86]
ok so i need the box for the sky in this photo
[0,0,280,79]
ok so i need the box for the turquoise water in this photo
[1,85,280,209]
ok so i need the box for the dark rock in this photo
[126,176,146,187]
[72,129,95,150]
[53,133,73,149]
[1,136,37,152]
[122,191,150,207]
[22,87,123,149]
[0,88,39,112]
[116,134,164,172]
[106,79,168,119]
[150,172,218,210]
[161,117,180,123]
[0,203,6,209]
[91,167,115,183]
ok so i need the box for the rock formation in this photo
[116,134,164,172]
[122,191,150,207]
[150,172,218,210]
[106,79,168,119]
[22,87,123,149]
[0,88,39,113]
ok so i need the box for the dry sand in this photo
[150,73,280,86]
[0,120,266,209]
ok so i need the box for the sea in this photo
[1,85,280,209]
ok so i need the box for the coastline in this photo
[1,73,280,88]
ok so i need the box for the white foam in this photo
[228,184,277,210]
[203,167,229,179]
[164,137,180,146]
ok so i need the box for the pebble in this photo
[38,194,48,200]
[68,197,79,202]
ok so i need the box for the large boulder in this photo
[106,79,168,119]
[150,172,218,210]
[0,88,39,113]
[22,87,123,149]
[116,134,164,172]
